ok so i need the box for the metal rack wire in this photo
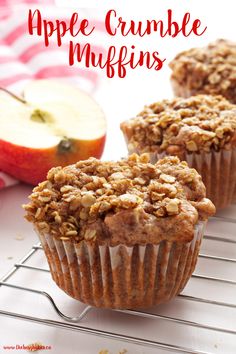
[0,215,235,354]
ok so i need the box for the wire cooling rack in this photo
[0,212,236,354]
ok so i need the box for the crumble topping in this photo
[121,95,236,154]
[24,154,215,245]
[169,39,236,104]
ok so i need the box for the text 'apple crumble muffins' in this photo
[24,154,215,309]
[169,39,236,104]
[121,95,236,209]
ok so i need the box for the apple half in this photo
[0,80,106,185]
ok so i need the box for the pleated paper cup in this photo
[233,188,236,203]
[170,78,193,99]
[36,222,205,310]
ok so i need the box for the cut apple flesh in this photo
[24,80,106,142]
[0,80,106,184]
[0,80,106,148]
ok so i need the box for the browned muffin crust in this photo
[121,95,236,154]
[169,39,236,103]
[24,155,215,246]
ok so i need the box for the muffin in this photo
[121,95,236,209]
[24,154,215,309]
[169,39,236,104]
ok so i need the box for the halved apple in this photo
[0,80,106,185]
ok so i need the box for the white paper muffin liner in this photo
[233,186,236,203]
[170,78,194,99]
[36,221,205,309]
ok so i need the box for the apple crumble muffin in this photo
[24,154,215,309]
[169,39,236,104]
[121,95,236,209]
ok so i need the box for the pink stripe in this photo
[19,42,106,63]
[3,23,27,45]
[19,42,59,62]
[0,7,12,19]
[0,38,7,45]
[0,73,31,86]
[35,65,98,83]
[0,56,15,63]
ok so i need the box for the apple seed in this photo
[31,109,54,124]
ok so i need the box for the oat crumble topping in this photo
[121,95,236,154]
[169,39,236,104]
[24,154,215,245]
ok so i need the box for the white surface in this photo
[1,1,236,353]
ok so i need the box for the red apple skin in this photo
[0,135,106,185]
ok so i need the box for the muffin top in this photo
[24,154,215,246]
[169,39,236,103]
[120,95,236,154]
